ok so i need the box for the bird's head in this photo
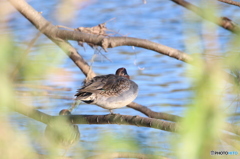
[115,67,130,79]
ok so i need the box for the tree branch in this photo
[56,30,192,63]
[127,102,182,122]
[14,103,240,138]
[8,0,192,64]
[218,0,240,7]
[13,104,178,132]
[171,0,240,34]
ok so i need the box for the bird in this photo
[44,109,80,149]
[74,67,138,114]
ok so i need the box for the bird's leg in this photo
[69,100,81,112]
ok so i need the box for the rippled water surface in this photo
[3,0,240,157]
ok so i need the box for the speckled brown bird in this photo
[75,68,138,114]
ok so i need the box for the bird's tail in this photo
[75,91,94,104]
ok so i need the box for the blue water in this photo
[3,0,240,157]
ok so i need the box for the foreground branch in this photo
[13,104,177,132]
[14,103,240,138]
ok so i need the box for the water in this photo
[3,0,240,157]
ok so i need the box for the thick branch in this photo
[67,114,177,132]
[8,0,192,64]
[55,30,192,62]
[13,104,177,132]
[14,103,240,137]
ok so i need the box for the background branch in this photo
[127,102,182,122]
[171,0,240,33]
[218,0,240,7]
[8,0,192,64]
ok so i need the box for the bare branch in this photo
[8,0,192,64]
[69,114,177,132]
[127,102,182,122]
[13,103,178,132]
[13,103,240,138]
[55,29,192,63]
[171,0,240,33]
[218,0,240,7]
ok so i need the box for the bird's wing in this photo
[81,74,114,90]
[75,74,130,97]
[75,74,113,97]
[100,76,130,95]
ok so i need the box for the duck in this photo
[74,67,138,114]
[45,109,80,148]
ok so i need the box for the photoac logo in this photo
[210,151,238,155]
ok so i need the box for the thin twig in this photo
[127,102,182,122]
